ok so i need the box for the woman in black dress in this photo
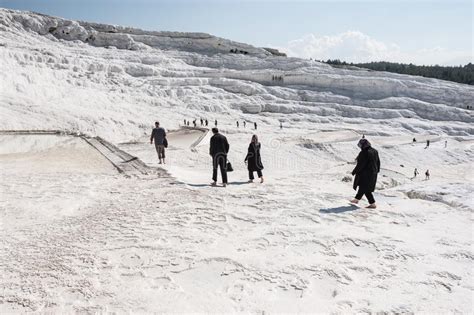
[245,135,264,183]
[351,138,380,208]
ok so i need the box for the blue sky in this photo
[1,0,472,65]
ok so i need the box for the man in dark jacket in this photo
[210,128,230,187]
[150,121,167,164]
[351,138,380,208]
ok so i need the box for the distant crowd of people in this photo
[272,75,284,82]
[413,168,430,180]
[183,118,210,127]
[182,118,277,131]
[411,136,448,181]
[413,137,448,149]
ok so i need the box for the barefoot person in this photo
[245,135,264,183]
[210,128,229,187]
[351,138,380,208]
[150,121,167,164]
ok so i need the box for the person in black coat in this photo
[245,135,264,183]
[209,128,230,187]
[351,138,380,208]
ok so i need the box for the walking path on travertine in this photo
[1,129,471,313]
[1,8,473,313]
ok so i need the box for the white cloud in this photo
[274,31,472,66]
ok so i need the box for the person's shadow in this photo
[228,181,250,185]
[320,205,358,214]
[176,181,249,187]
[185,183,211,187]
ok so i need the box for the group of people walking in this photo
[151,122,264,186]
[152,121,380,206]
[413,137,447,149]
[413,168,430,180]
[183,118,262,130]
[208,132,380,206]
[151,121,446,209]
[183,118,209,127]
[209,128,264,187]
[182,118,226,128]
[235,121,257,130]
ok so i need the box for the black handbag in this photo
[226,161,233,172]
[163,138,168,148]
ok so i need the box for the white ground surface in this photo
[0,8,473,313]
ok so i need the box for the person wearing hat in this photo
[350,138,380,208]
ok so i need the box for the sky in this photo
[0,0,472,65]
